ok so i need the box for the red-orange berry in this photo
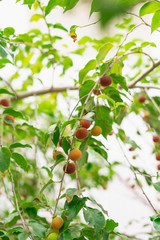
[93,89,101,95]
[138,96,146,103]
[51,217,64,229]
[80,119,91,129]
[0,99,10,107]
[156,154,160,161]
[153,136,160,143]
[100,76,112,87]
[75,128,88,139]
[69,149,82,161]
[157,164,160,171]
[63,163,76,174]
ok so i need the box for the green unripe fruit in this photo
[47,233,59,240]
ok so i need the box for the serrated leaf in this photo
[151,10,160,33]
[105,219,118,232]
[0,147,11,173]
[12,152,27,171]
[0,88,16,97]
[83,207,105,233]
[139,1,160,16]
[79,59,97,84]
[10,143,32,149]
[96,43,113,64]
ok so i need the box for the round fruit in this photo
[156,154,160,161]
[47,233,59,240]
[63,163,76,174]
[138,95,146,103]
[75,128,88,139]
[157,164,160,171]
[80,119,91,129]
[93,89,101,95]
[53,151,64,160]
[59,138,71,147]
[144,111,149,118]
[51,217,64,229]
[0,99,10,107]
[3,115,14,126]
[100,75,112,87]
[69,149,82,161]
[153,136,160,143]
[91,126,102,136]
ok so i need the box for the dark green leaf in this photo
[79,80,95,104]
[12,152,27,171]
[105,219,118,232]
[64,195,87,220]
[51,122,61,147]
[110,73,128,91]
[83,207,105,233]
[3,108,25,119]
[79,59,97,84]
[153,218,160,232]
[0,88,16,97]
[66,188,85,203]
[153,182,160,192]
[139,1,160,16]
[10,143,32,149]
[0,147,11,173]
[62,137,71,155]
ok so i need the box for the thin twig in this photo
[8,168,27,230]
[116,137,158,214]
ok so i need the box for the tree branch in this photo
[11,86,79,101]
[128,60,160,88]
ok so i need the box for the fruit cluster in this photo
[46,217,64,240]
[52,117,102,175]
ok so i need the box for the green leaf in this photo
[83,207,105,233]
[78,138,89,169]
[3,27,15,36]
[151,10,160,33]
[89,143,108,162]
[23,0,35,5]
[62,137,71,155]
[40,179,54,194]
[139,1,160,16]
[153,218,160,232]
[63,230,73,240]
[79,59,97,84]
[105,219,118,232]
[45,0,63,16]
[51,121,61,147]
[18,232,30,240]
[96,105,113,138]
[64,0,79,12]
[153,182,160,192]
[64,195,87,220]
[41,166,53,178]
[12,152,27,171]
[28,220,47,238]
[79,80,95,104]
[96,43,113,64]
[0,58,13,66]
[9,143,32,149]
[0,88,16,97]
[97,94,115,107]
[3,108,25,119]
[52,23,68,32]
[30,14,43,22]
[0,147,11,173]
[110,73,128,91]
[66,188,85,203]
